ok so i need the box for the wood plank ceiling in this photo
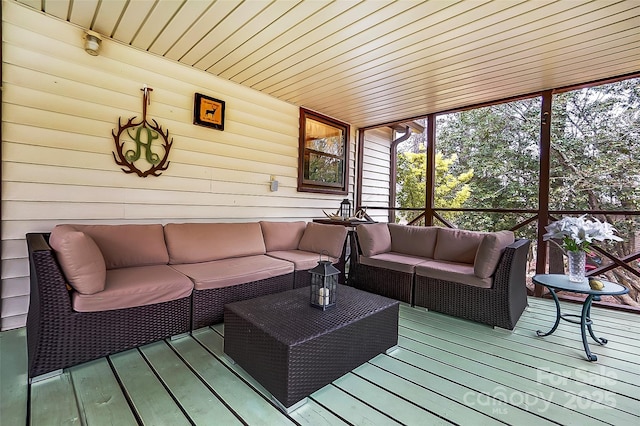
[14,0,640,128]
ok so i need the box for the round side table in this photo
[532,274,628,361]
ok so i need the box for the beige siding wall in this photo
[1,2,355,330]
[360,128,392,223]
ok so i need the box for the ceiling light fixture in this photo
[84,30,102,56]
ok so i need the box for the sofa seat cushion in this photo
[260,221,307,251]
[434,228,486,264]
[71,265,193,312]
[415,260,492,289]
[171,255,294,290]
[70,224,169,269]
[389,224,438,258]
[267,250,339,271]
[360,252,426,274]
[164,222,266,264]
[357,223,392,257]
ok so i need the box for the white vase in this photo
[567,250,586,282]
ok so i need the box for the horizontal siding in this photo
[0,3,355,329]
[360,128,392,222]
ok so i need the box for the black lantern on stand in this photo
[340,198,352,220]
[309,253,339,310]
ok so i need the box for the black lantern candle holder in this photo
[309,254,339,310]
[340,198,352,220]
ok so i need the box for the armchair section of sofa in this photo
[352,223,530,329]
[414,238,530,330]
[164,222,295,328]
[26,225,193,379]
[260,221,348,288]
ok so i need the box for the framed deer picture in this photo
[194,93,225,130]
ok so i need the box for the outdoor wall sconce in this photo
[84,30,102,56]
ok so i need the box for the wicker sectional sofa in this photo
[25,221,346,379]
[352,223,530,330]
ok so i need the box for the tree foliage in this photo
[394,77,640,304]
[396,149,473,223]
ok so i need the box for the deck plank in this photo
[353,361,506,426]
[399,309,640,421]
[68,358,137,425]
[29,373,81,425]
[193,327,346,424]
[333,370,453,425]
[4,296,639,426]
[0,328,28,426]
[310,384,405,425]
[169,333,295,425]
[109,348,191,425]
[139,340,243,425]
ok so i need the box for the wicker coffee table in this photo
[223,285,399,412]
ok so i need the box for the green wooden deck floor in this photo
[2,297,639,425]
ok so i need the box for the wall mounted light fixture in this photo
[84,30,102,56]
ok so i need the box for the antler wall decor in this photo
[112,85,173,177]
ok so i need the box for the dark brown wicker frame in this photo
[413,239,530,330]
[26,233,191,379]
[351,264,414,303]
[191,273,294,329]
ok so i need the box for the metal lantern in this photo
[340,198,352,220]
[309,254,340,310]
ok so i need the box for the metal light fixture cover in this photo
[309,253,339,310]
[340,198,352,220]
[84,30,102,56]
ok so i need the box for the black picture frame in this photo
[194,93,225,130]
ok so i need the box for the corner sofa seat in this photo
[260,221,347,288]
[353,223,530,329]
[26,225,193,379]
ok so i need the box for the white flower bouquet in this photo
[543,215,623,253]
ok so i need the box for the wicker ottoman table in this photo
[223,285,399,412]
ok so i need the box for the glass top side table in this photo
[532,274,629,361]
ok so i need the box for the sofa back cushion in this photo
[356,223,391,257]
[474,231,515,278]
[72,224,169,270]
[389,224,438,258]
[434,227,486,264]
[49,225,106,294]
[260,221,306,251]
[298,222,347,259]
[164,222,266,264]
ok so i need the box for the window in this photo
[298,108,349,194]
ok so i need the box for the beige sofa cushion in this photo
[360,252,426,274]
[416,260,492,289]
[171,255,293,290]
[164,222,266,264]
[260,221,306,251]
[389,224,438,258]
[49,225,106,294]
[356,223,392,257]
[72,224,169,269]
[474,231,515,278]
[72,265,193,312]
[298,222,347,259]
[267,250,339,271]
[434,228,486,264]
